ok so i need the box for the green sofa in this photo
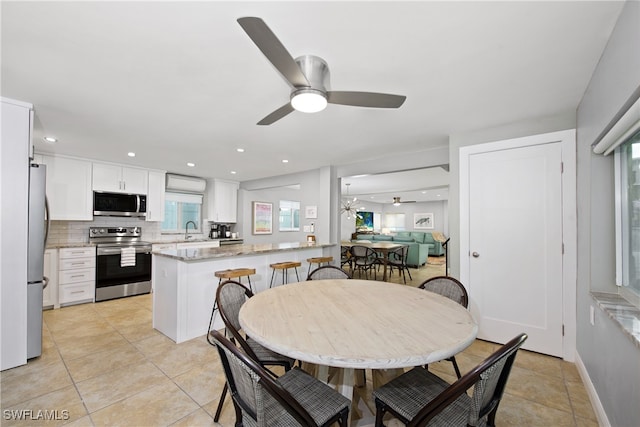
[352,233,434,267]
[396,231,445,257]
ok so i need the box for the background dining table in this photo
[341,241,408,281]
[239,279,478,424]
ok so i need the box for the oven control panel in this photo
[90,227,141,237]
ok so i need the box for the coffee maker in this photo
[209,223,219,239]
[218,224,229,239]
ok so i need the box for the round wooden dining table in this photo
[239,279,478,411]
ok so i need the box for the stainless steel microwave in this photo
[93,192,146,217]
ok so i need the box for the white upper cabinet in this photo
[146,170,166,222]
[93,163,148,194]
[41,155,93,220]
[205,179,239,223]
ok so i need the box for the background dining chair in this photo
[210,329,351,427]
[340,246,352,271]
[418,276,469,378]
[350,245,378,279]
[208,280,295,422]
[373,333,528,427]
[387,245,412,284]
[307,265,352,280]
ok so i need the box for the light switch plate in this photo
[590,305,595,326]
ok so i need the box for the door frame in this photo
[459,129,577,361]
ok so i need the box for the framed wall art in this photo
[252,201,273,235]
[414,213,434,230]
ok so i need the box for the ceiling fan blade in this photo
[327,91,406,108]
[257,103,295,125]
[237,17,310,89]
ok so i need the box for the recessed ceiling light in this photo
[282,159,289,163]
[421,191,427,194]
[127,152,136,157]
[436,194,441,197]
[187,162,195,167]
[43,136,57,143]
[230,171,237,175]
[370,196,375,199]
[236,148,245,153]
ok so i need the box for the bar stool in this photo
[214,268,256,292]
[209,268,257,334]
[269,261,301,288]
[306,256,334,276]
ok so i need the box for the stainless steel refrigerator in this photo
[27,163,48,359]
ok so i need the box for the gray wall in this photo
[238,167,333,245]
[575,1,640,426]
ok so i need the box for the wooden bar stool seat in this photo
[210,268,257,334]
[269,261,301,288]
[306,256,334,276]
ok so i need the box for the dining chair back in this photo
[307,265,352,280]
[388,245,412,284]
[373,333,528,427]
[209,280,294,422]
[350,245,378,279]
[210,329,351,427]
[418,276,469,378]
[340,246,352,270]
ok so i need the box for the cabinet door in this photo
[122,167,148,194]
[43,249,58,309]
[42,156,93,220]
[215,180,238,223]
[146,171,165,221]
[92,163,122,192]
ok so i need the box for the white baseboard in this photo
[575,351,610,427]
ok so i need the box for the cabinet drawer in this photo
[59,247,95,259]
[59,268,95,284]
[59,257,95,270]
[59,282,94,304]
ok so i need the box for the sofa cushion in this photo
[393,236,415,243]
[396,231,411,238]
[372,235,393,241]
[356,235,373,240]
[410,232,427,244]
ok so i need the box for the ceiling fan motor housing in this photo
[292,55,331,94]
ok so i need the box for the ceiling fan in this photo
[237,17,407,125]
[392,197,416,206]
[341,183,362,219]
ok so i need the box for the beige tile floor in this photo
[0,259,598,426]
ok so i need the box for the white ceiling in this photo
[1,1,624,203]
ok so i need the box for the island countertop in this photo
[153,241,335,262]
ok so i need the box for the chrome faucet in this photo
[184,221,197,240]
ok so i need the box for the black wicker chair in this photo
[210,329,351,427]
[350,245,378,279]
[208,280,295,422]
[387,245,412,284]
[373,333,527,427]
[418,276,469,378]
[307,265,352,280]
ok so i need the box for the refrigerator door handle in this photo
[43,276,49,289]
[44,196,50,248]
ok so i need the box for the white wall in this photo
[575,2,640,426]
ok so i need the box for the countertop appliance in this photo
[218,224,229,238]
[90,227,152,302]
[209,224,219,239]
[93,192,146,217]
[27,163,49,359]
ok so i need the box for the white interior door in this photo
[467,142,563,356]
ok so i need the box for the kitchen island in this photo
[152,242,335,343]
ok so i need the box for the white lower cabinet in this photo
[43,249,58,309]
[58,247,95,306]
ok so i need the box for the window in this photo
[162,192,202,233]
[384,213,406,232]
[616,131,640,297]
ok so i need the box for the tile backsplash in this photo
[47,218,207,245]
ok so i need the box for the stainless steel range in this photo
[90,227,152,302]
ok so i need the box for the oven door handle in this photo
[97,247,151,256]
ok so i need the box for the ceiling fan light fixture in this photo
[291,89,327,113]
